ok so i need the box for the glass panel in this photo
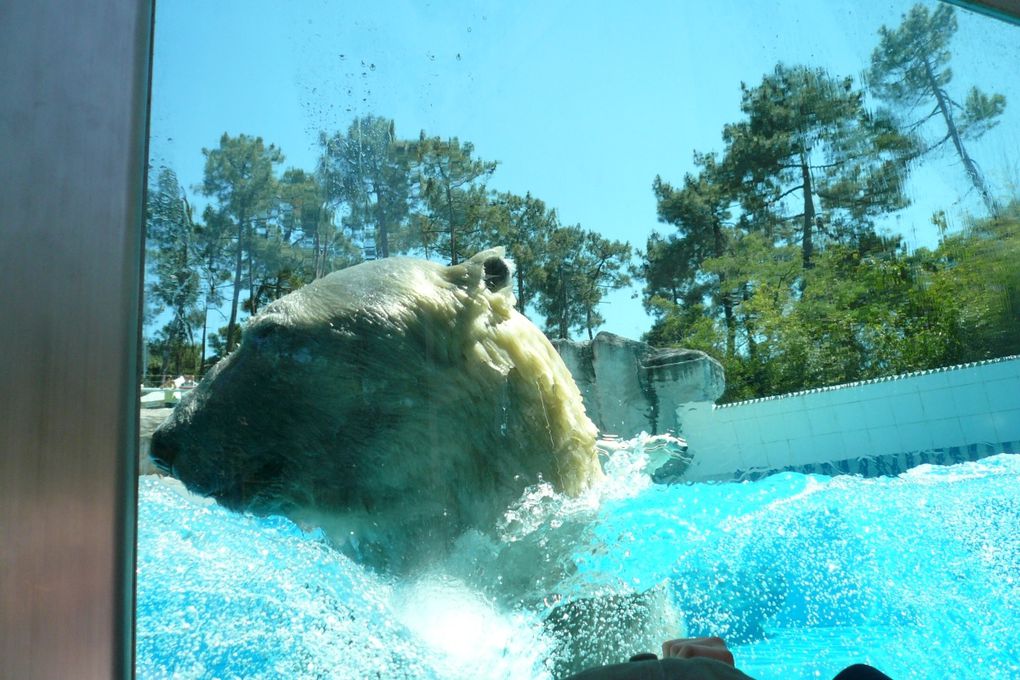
[140,2,1020,678]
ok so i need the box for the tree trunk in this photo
[924,58,998,215]
[723,295,736,358]
[246,229,257,316]
[159,339,170,386]
[559,269,569,339]
[712,218,736,357]
[800,152,816,270]
[226,212,245,353]
[374,184,390,259]
[445,184,458,265]
[313,219,323,279]
[742,285,757,359]
[184,314,195,376]
[516,268,526,313]
[199,300,208,376]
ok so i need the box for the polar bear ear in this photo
[467,247,511,292]
[444,247,512,292]
[481,254,511,292]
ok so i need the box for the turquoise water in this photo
[136,452,1020,679]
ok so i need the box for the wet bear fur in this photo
[151,248,602,572]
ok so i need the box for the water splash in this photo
[136,451,1020,679]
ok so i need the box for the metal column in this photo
[0,1,152,677]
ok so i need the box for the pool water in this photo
[136,449,1020,679]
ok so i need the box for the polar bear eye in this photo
[246,320,287,350]
[482,256,510,292]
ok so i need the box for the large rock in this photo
[552,332,724,438]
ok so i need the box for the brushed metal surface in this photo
[0,1,152,678]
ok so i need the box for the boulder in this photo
[552,332,724,438]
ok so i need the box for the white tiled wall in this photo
[680,357,1020,481]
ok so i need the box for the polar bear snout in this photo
[149,427,176,475]
[149,422,259,511]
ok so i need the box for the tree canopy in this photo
[145,3,1012,395]
[145,124,637,381]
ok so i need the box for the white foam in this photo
[392,575,551,679]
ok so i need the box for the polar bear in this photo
[150,248,603,572]
[149,249,687,675]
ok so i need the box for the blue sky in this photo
[149,0,1020,340]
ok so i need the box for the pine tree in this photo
[650,152,738,356]
[146,167,201,379]
[536,227,632,340]
[724,64,916,271]
[484,191,557,313]
[869,3,1006,215]
[318,116,413,259]
[201,133,284,352]
[411,135,497,264]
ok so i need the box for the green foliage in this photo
[314,119,633,339]
[646,63,916,397]
[868,4,957,108]
[535,227,632,340]
[411,135,497,264]
[206,324,242,366]
[959,86,1007,139]
[647,205,1020,403]
[642,298,720,356]
[148,78,1012,402]
[724,64,916,269]
[484,191,557,312]
[150,120,641,365]
[201,133,285,352]
[277,168,360,281]
[928,201,1020,359]
[646,152,738,354]
[146,167,201,379]
[643,43,1013,402]
[145,317,204,386]
[202,134,283,224]
[149,134,363,372]
[318,116,414,259]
